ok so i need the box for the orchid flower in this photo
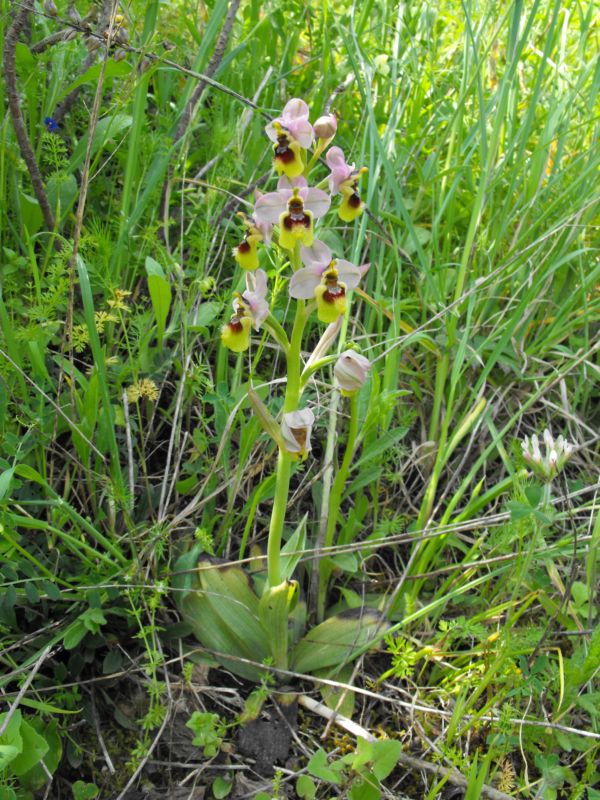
[254,176,330,251]
[334,350,371,396]
[326,146,368,222]
[281,407,315,459]
[289,239,369,323]
[265,99,314,179]
[221,269,270,352]
[233,213,273,271]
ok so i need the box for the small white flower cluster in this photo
[521,428,574,481]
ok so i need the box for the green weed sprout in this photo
[177,98,383,681]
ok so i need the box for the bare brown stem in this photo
[3,0,56,232]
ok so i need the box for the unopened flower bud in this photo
[334,350,371,395]
[115,26,129,45]
[44,0,58,16]
[67,5,82,25]
[313,113,337,140]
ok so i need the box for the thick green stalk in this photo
[266,243,305,588]
[266,450,292,588]
[316,393,360,621]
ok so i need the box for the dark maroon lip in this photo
[322,285,345,304]
[283,213,311,229]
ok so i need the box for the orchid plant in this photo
[177,99,382,684]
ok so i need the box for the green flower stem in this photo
[267,449,292,587]
[306,140,329,174]
[316,392,360,622]
[266,242,307,589]
[300,355,337,388]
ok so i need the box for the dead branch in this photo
[4,0,56,232]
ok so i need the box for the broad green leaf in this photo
[146,257,171,347]
[58,60,131,102]
[212,776,233,798]
[0,744,20,770]
[348,776,381,800]
[19,192,43,235]
[352,427,409,472]
[318,664,355,717]
[307,748,343,785]
[63,621,87,650]
[0,710,23,769]
[11,718,48,776]
[258,580,298,667]
[15,42,35,70]
[69,113,132,172]
[190,300,223,330]
[46,173,78,223]
[292,609,384,674]
[296,774,317,799]
[0,467,15,502]
[181,560,269,682]
[72,781,99,800]
[280,514,307,581]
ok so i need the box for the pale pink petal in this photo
[246,268,268,299]
[281,98,310,122]
[277,175,307,191]
[301,239,332,268]
[286,118,314,148]
[326,147,354,194]
[358,262,371,277]
[326,146,354,171]
[335,259,363,290]
[254,218,273,246]
[265,120,280,144]
[254,191,288,223]
[304,188,331,219]
[289,266,324,299]
[247,296,270,330]
[243,269,269,330]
